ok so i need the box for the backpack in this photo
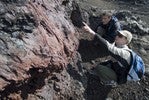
[127,50,145,81]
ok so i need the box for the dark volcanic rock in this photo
[76,0,149,100]
[1,0,149,100]
[0,0,82,99]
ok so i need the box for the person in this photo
[83,22,132,85]
[96,11,122,43]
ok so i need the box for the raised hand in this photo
[82,22,96,35]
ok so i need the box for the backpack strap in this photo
[123,49,134,79]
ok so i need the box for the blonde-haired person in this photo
[83,22,132,85]
[96,11,122,43]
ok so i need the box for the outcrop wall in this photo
[0,0,149,100]
[0,0,83,99]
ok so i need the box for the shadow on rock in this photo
[84,74,112,100]
[0,67,50,99]
[78,39,109,62]
[67,63,83,82]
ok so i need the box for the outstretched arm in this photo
[82,22,130,67]
[82,22,96,35]
[82,22,108,46]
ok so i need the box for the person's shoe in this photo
[102,80,117,88]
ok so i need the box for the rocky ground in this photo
[81,0,149,26]
[0,0,149,100]
[76,0,149,100]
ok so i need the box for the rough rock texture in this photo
[0,0,149,100]
[0,0,83,99]
[76,0,149,100]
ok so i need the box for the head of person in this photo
[101,11,112,25]
[115,30,132,46]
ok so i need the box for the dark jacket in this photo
[96,16,122,43]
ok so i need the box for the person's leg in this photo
[94,64,117,82]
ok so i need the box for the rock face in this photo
[0,0,82,99]
[1,0,149,100]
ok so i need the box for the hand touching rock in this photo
[82,22,96,35]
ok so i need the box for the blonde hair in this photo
[101,11,113,17]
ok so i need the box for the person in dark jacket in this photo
[83,22,132,85]
[96,11,121,43]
